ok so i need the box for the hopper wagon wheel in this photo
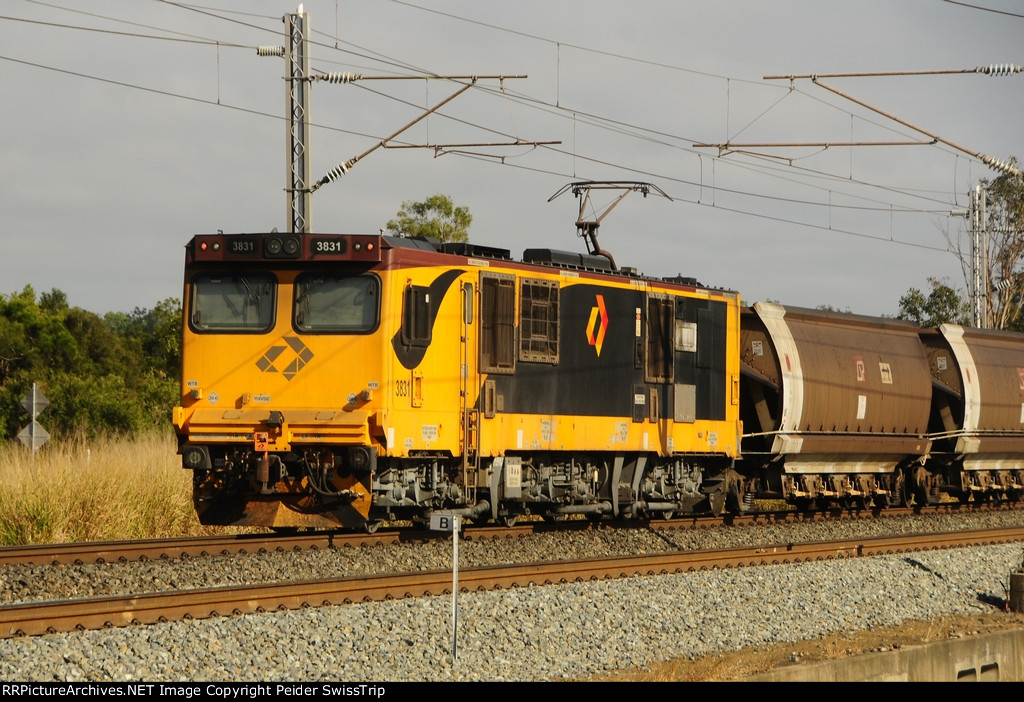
[912,487,928,507]
[726,477,753,514]
[891,474,910,508]
[793,497,815,513]
[840,496,868,512]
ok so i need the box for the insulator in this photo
[981,155,1020,176]
[324,163,349,183]
[257,45,285,57]
[978,63,1022,76]
[318,71,362,84]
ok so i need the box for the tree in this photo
[984,167,1024,330]
[385,194,471,243]
[0,287,182,442]
[815,304,852,314]
[897,277,970,328]
[112,299,182,379]
[945,161,1024,330]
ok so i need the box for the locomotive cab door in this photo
[645,293,729,427]
[460,278,480,503]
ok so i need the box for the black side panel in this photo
[482,283,729,421]
[674,299,727,421]
[391,269,464,369]
[489,284,641,417]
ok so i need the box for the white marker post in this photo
[18,383,50,460]
[429,512,462,662]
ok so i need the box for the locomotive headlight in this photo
[264,235,301,258]
[181,445,211,470]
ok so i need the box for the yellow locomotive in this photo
[173,232,743,531]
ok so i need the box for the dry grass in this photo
[0,432,224,545]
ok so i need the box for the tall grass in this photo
[0,432,222,545]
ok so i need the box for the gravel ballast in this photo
[2,511,1023,682]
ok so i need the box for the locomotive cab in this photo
[174,232,388,529]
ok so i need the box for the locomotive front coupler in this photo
[256,452,284,494]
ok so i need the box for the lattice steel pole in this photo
[969,185,990,328]
[286,8,311,234]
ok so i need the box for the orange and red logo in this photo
[586,294,609,356]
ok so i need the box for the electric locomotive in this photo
[173,231,743,531]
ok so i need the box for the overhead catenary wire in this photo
[0,47,961,257]
[0,3,1003,258]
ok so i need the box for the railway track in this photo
[3,525,1022,638]
[1,502,1008,567]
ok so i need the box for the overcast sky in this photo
[2,0,1022,317]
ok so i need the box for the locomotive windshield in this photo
[294,273,380,332]
[189,274,276,332]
